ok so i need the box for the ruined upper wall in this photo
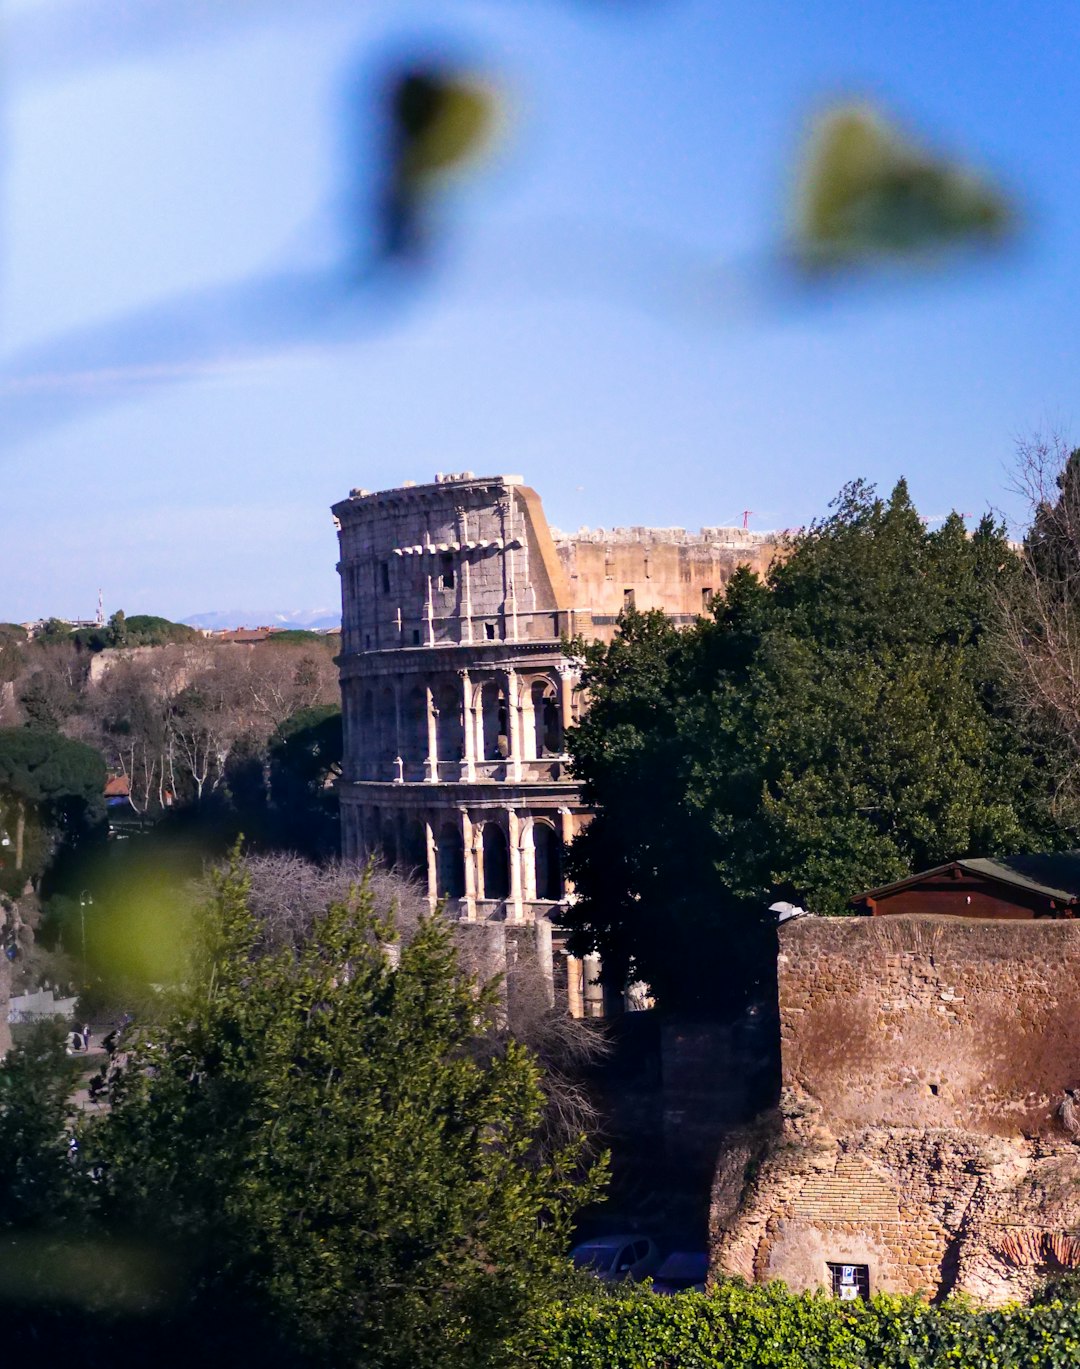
[552,525,778,627]
[333,474,780,653]
[778,914,1080,1138]
[333,473,570,652]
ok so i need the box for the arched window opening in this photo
[531,680,561,757]
[533,823,563,901]
[437,823,465,900]
[407,684,426,766]
[363,807,381,859]
[360,690,376,774]
[378,686,397,767]
[481,824,510,901]
[435,681,464,763]
[482,681,509,760]
[402,820,426,878]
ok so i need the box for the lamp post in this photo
[79,891,93,964]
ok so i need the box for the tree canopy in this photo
[40,859,605,1366]
[564,479,1067,1015]
[0,727,106,885]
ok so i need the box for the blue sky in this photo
[3,0,1078,622]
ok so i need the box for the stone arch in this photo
[363,806,380,858]
[360,688,375,776]
[481,822,510,901]
[437,822,465,900]
[481,680,509,760]
[435,680,464,764]
[405,683,427,770]
[378,684,397,771]
[530,679,562,757]
[401,819,426,878]
[380,815,399,869]
[532,820,563,901]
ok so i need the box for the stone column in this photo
[558,664,575,735]
[505,668,522,781]
[521,817,536,901]
[535,916,555,1008]
[460,669,475,781]
[425,682,438,782]
[582,951,604,1018]
[520,679,537,761]
[459,508,474,645]
[559,807,576,897]
[507,808,524,922]
[472,677,486,769]
[424,567,435,646]
[461,810,476,920]
[424,818,438,908]
[565,954,584,1019]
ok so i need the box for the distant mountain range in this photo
[181,609,341,631]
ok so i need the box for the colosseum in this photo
[333,471,776,1011]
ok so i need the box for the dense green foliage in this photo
[112,612,202,646]
[0,1023,81,1229]
[7,859,603,1366]
[0,726,107,890]
[65,611,201,651]
[565,480,1067,1013]
[266,704,343,855]
[521,1284,1080,1369]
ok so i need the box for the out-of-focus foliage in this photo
[792,103,1014,273]
[379,65,501,259]
[565,479,1067,1014]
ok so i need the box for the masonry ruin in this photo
[333,472,775,1012]
[711,914,1080,1304]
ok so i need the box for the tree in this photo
[16,645,84,730]
[266,705,343,855]
[86,658,173,816]
[0,1022,80,1230]
[232,851,609,1148]
[565,479,1066,1015]
[81,858,604,1367]
[0,727,106,881]
[998,434,1080,817]
[0,624,28,687]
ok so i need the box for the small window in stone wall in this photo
[485,622,497,640]
[380,561,390,593]
[440,553,455,590]
[827,1263,869,1302]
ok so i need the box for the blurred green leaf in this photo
[792,102,1015,271]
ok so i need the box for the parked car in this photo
[651,1250,708,1294]
[570,1235,660,1283]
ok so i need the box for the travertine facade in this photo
[333,472,774,1010]
[712,915,1080,1303]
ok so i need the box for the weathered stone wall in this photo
[553,525,777,634]
[711,915,1080,1304]
[778,914,1080,1137]
[712,1117,1080,1304]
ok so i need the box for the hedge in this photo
[518,1280,1080,1369]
